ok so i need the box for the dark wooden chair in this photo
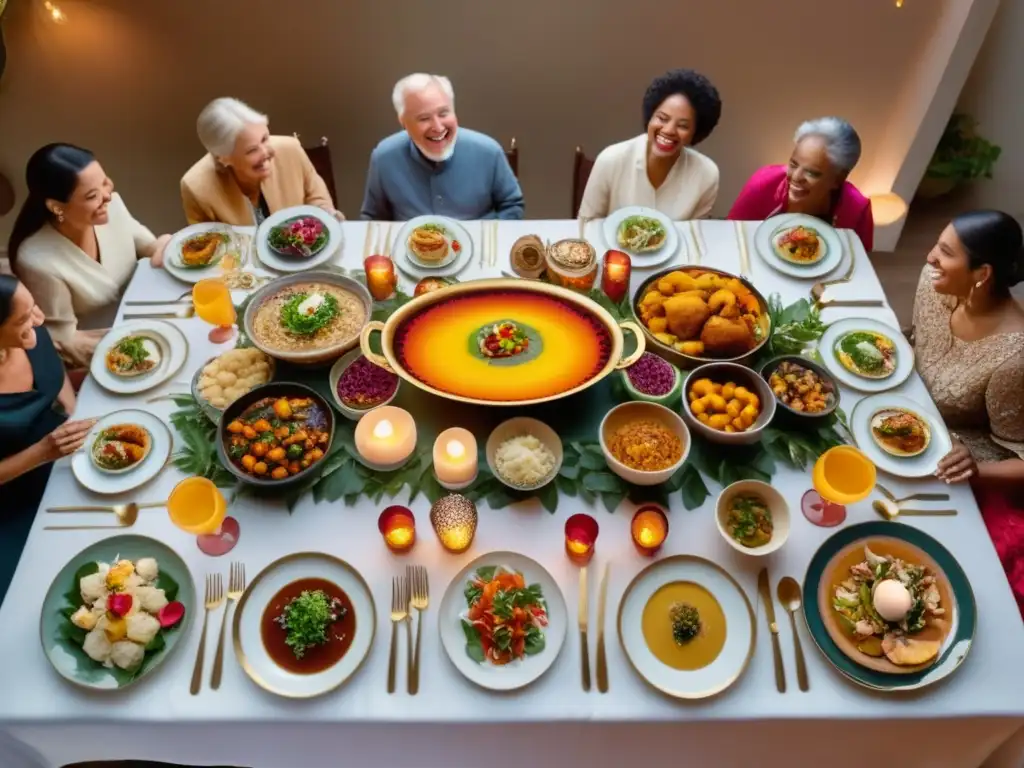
[505,137,519,178]
[572,146,595,218]
[294,133,337,207]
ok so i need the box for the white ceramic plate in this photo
[393,215,474,280]
[255,206,343,273]
[754,213,844,279]
[601,206,682,268]
[439,551,567,691]
[850,394,952,478]
[72,410,172,494]
[818,317,914,393]
[90,320,189,395]
[163,223,240,285]
[233,552,375,698]
[618,555,755,699]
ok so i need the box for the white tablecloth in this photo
[2,220,1023,768]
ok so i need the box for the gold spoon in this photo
[814,298,884,310]
[872,499,958,521]
[44,502,163,529]
[775,577,809,692]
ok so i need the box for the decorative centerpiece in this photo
[430,494,478,553]
[619,352,682,406]
[510,234,547,279]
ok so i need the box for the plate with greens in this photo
[71,410,172,495]
[819,318,913,393]
[233,552,375,698]
[256,205,342,273]
[90,320,189,395]
[39,534,195,690]
[754,213,844,279]
[439,551,566,691]
[602,206,682,267]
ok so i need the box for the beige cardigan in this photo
[180,135,334,226]
[15,193,154,365]
[579,134,719,220]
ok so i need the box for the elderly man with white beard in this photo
[360,73,524,221]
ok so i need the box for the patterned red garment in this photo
[973,481,1024,620]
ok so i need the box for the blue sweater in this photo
[360,128,524,221]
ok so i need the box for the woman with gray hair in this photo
[728,116,874,249]
[180,97,341,226]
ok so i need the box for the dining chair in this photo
[294,133,338,207]
[572,146,595,218]
[505,137,519,178]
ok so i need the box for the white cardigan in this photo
[15,193,155,364]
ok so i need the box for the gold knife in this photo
[595,563,609,693]
[579,566,591,692]
[757,567,786,693]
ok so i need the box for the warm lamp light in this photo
[364,254,397,301]
[601,250,632,304]
[43,1,66,23]
[564,513,599,565]
[870,193,908,226]
[631,505,669,556]
[378,506,416,553]
[430,494,478,553]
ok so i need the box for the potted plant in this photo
[918,113,1001,199]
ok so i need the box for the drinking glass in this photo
[193,279,237,343]
[801,446,876,527]
[167,476,239,556]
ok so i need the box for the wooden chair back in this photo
[294,133,337,206]
[572,146,595,218]
[505,137,519,178]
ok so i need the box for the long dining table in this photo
[1,218,1023,768]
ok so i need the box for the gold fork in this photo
[811,229,858,302]
[124,289,193,306]
[408,565,429,695]
[190,573,225,695]
[124,306,196,320]
[211,562,246,690]
[387,574,408,694]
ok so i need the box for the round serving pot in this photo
[242,270,372,366]
[359,278,645,407]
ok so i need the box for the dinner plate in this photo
[803,521,975,691]
[601,206,682,268]
[255,206,343,273]
[753,213,844,279]
[39,534,196,690]
[90,320,189,395]
[618,555,755,699]
[163,223,242,285]
[438,551,567,691]
[72,410,172,495]
[233,552,375,698]
[850,394,952,478]
[393,215,474,280]
[818,317,914,393]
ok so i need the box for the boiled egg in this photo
[873,579,912,622]
[297,293,325,316]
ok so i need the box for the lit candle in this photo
[430,494,478,554]
[433,427,478,489]
[364,254,397,301]
[378,505,416,553]
[354,406,417,471]
[601,250,632,303]
[631,505,668,556]
[565,513,599,565]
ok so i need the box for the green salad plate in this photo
[39,534,196,690]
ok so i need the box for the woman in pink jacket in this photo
[727,117,874,251]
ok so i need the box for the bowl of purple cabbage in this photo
[329,348,401,419]
[617,352,682,407]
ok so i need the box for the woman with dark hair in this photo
[7,144,170,367]
[0,275,96,606]
[727,116,875,250]
[578,68,722,220]
[911,209,1024,616]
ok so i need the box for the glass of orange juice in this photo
[168,476,239,556]
[801,446,877,527]
[193,279,236,343]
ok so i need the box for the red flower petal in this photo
[106,593,133,617]
[157,601,186,628]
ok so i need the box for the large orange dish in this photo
[360,279,644,406]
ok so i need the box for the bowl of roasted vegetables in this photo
[217,382,335,489]
[759,355,839,425]
[632,267,771,370]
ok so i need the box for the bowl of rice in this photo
[329,348,400,420]
[485,417,563,492]
[599,402,690,486]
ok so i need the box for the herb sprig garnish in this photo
[280,292,339,336]
[276,589,345,659]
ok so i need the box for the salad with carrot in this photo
[461,565,547,665]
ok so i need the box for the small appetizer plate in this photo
[393,215,474,280]
[72,410,172,495]
[601,206,682,267]
[849,394,952,478]
[753,213,844,279]
[818,317,914,393]
[164,223,238,285]
[90,321,189,395]
[255,205,343,273]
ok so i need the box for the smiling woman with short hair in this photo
[180,97,341,226]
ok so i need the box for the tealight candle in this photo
[601,250,632,303]
[433,427,478,490]
[354,406,417,471]
[565,513,599,565]
[378,505,416,553]
[631,505,669,556]
[364,254,397,301]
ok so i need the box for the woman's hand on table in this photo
[331,210,345,221]
[936,440,977,484]
[149,234,172,268]
[38,418,98,462]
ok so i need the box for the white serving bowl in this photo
[715,480,790,556]
[485,417,563,492]
[599,402,690,486]
[681,362,776,446]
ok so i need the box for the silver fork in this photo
[124,306,196,320]
[190,573,225,695]
[408,565,429,695]
[210,562,246,690]
[125,289,193,306]
[387,575,408,694]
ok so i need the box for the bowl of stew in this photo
[758,355,839,426]
[217,382,335,489]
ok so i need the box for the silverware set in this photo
[191,562,246,695]
[577,563,609,693]
[758,567,809,692]
[387,565,429,694]
[874,484,954,520]
[810,229,858,303]
[44,502,165,530]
